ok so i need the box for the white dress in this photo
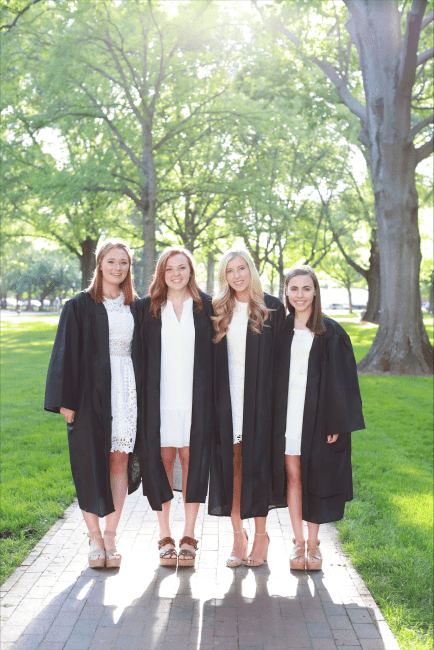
[285,329,314,455]
[227,299,249,444]
[103,293,137,454]
[160,297,195,448]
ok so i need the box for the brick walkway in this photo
[1,491,399,650]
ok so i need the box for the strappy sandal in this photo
[87,531,105,569]
[158,537,177,567]
[226,529,248,568]
[246,531,269,567]
[178,536,198,568]
[104,531,122,569]
[307,539,322,571]
[290,538,306,570]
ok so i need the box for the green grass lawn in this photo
[0,316,433,650]
[0,321,76,581]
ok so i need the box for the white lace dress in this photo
[227,299,249,444]
[103,293,137,453]
[160,297,195,448]
[285,329,314,455]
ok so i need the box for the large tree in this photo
[256,0,433,374]
[2,0,242,287]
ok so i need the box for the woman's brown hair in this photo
[149,247,202,318]
[212,249,269,344]
[284,265,326,336]
[87,239,137,305]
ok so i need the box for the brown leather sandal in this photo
[178,536,198,568]
[306,540,322,571]
[289,538,306,570]
[158,537,177,567]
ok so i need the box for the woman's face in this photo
[226,255,251,296]
[100,247,130,287]
[286,274,316,314]
[165,253,191,292]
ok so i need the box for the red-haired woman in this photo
[134,247,213,567]
[45,239,141,569]
[272,266,365,570]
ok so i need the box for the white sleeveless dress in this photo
[103,293,137,453]
[285,329,314,455]
[227,299,249,444]
[160,297,195,448]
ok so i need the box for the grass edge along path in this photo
[1,317,433,650]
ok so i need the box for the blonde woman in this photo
[209,250,285,567]
[45,239,140,569]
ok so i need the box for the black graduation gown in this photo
[131,291,214,511]
[208,294,286,520]
[272,315,365,524]
[44,291,142,517]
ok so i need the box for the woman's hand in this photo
[326,434,339,444]
[60,407,75,423]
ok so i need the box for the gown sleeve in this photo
[44,298,83,413]
[325,323,366,436]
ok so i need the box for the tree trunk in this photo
[39,293,44,312]
[79,237,98,289]
[346,1,433,375]
[361,229,381,323]
[26,283,32,311]
[140,129,157,292]
[347,282,353,313]
[206,252,215,296]
[429,272,433,314]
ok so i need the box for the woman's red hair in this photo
[87,239,137,305]
[149,247,202,318]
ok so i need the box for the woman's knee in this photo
[110,451,128,475]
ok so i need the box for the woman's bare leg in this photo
[104,451,129,532]
[157,447,177,554]
[286,455,304,542]
[227,443,248,566]
[178,446,199,554]
[307,522,320,544]
[81,511,104,553]
[286,454,306,567]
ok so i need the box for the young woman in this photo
[273,266,365,570]
[209,249,285,568]
[45,239,140,569]
[134,247,213,567]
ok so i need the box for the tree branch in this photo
[417,46,434,67]
[0,0,43,31]
[410,113,434,138]
[415,135,434,164]
[421,10,434,28]
[398,0,427,92]
[253,3,367,123]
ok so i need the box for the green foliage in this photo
[4,248,81,305]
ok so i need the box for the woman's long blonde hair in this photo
[212,249,268,344]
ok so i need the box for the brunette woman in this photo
[45,239,140,569]
[273,266,365,570]
[209,249,285,567]
[134,247,213,567]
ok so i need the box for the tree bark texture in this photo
[79,237,98,290]
[206,252,215,296]
[345,0,433,374]
[361,229,381,323]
